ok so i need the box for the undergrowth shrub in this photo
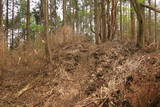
[0,34,46,71]
[49,25,85,46]
[0,25,85,72]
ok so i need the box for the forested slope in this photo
[0,0,160,106]
[0,34,160,107]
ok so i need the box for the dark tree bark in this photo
[43,0,52,64]
[26,0,30,40]
[6,0,9,45]
[11,0,15,49]
[106,0,111,40]
[120,0,123,40]
[63,0,67,25]
[50,0,57,28]
[130,0,160,47]
[40,0,44,24]
[0,0,3,27]
[154,0,157,46]
[101,0,107,42]
[110,0,118,40]
[75,0,79,33]
[130,0,144,47]
[94,0,100,44]
[148,0,151,42]
[130,2,136,41]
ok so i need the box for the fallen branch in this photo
[17,57,22,65]
[140,4,160,13]
[14,74,44,98]
[14,83,33,98]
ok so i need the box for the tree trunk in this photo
[110,0,118,40]
[26,0,30,40]
[81,2,85,33]
[94,0,100,44]
[43,0,52,64]
[50,0,57,28]
[6,0,9,46]
[0,0,2,26]
[73,7,75,31]
[130,0,144,47]
[101,0,107,42]
[11,0,15,49]
[40,0,44,25]
[75,0,79,33]
[154,0,157,46]
[106,0,111,40]
[130,2,136,42]
[63,0,67,25]
[148,0,151,42]
[120,0,123,40]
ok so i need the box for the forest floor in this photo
[0,39,160,107]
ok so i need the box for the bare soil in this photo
[0,41,160,107]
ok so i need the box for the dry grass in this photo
[0,26,160,106]
[0,25,88,106]
[49,25,85,46]
[0,25,85,72]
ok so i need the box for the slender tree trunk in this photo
[0,0,4,58]
[142,1,146,45]
[73,0,77,32]
[73,7,75,31]
[0,0,3,53]
[0,0,3,27]
[75,0,79,32]
[50,0,57,28]
[130,2,136,41]
[82,1,85,33]
[43,0,52,64]
[101,0,107,42]
[94,0,100,44]
[148,0,151,43]
[6,0,9,46]
[154,0,157,46]
[110,0,117,40]
[11,0,15,49]
[63,0,67,25]
[49,0,53,26]
[89,3,93,35]
[106,0,111,40]
[40,0,44,25]
[26,0,30,40]
[53,0,57,27]
[68,0,71,26]
[120,0,123,40]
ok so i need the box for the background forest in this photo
[0,0,160,48]
[0,0,160,107]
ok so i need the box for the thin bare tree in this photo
[43,0,53,64]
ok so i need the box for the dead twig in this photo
[14,74,44,98]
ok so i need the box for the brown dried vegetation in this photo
[0,27,160,107]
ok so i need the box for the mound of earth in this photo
[0,41,160,107]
